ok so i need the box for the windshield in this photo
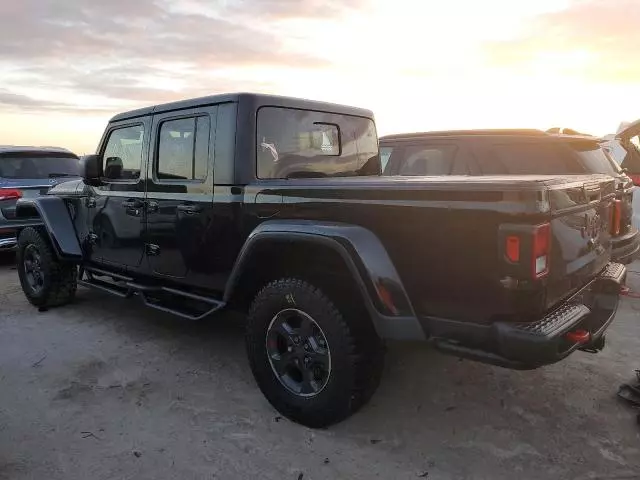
[0,153,80,179]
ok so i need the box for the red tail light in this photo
[628,174,640,187]
[0,188,22,201]
[505,235,520,262]
[611,199,621,236]
[532,223,551,278]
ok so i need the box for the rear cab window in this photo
[0,152,80,179]
[256,107,379,179]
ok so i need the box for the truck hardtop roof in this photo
[0,145,77,156]
[380,129,547,142]
[110,92,374,122]
[380,130,603,147]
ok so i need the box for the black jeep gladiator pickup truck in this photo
[12,93,626,427]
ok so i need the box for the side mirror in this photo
[80,154,103,186]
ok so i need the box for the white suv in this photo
[600,120,640,229]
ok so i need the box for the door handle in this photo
[176,204,203,215]
[122,198,144,209]
[146,201,159,214]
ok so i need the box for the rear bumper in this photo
[431,263,626,369]
[612,228,640,264]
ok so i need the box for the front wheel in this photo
[17,227,77,308]
[246,278,383,428]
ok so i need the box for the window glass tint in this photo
[157,116,209,181]
[256,107,379,179]
[569,142,620,175]
[0,153,80,179]
[483,142,586,175]
[380,146,393,173]
[397,145,457,176]
[103,125,144,180]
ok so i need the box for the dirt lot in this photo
[0,253,639,480]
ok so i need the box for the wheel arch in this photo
[14,197,82,260]
[225,220,425,341]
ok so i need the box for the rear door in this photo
[145,107,216,279]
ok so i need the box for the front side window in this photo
[102,124,144,181]
[156,116,210,181]
[256,107,379,179]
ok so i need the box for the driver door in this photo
[88,119,150,268]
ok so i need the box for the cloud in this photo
[0,89,115,114]
[484,0,640,83]
[0,0,348,113]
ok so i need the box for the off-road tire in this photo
[246,278,384,428]
[17,227,77,308]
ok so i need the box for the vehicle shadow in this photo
[0,251,16,267]
[52,286,640,479]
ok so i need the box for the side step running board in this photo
[77,267,225,320]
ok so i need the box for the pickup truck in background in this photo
[381,130,640,264]
[11,94,627,427]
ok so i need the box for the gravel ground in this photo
[0,253,639,480]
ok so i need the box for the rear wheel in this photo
[17,227,77,308]
[246,278,384,428]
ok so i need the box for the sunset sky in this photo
[0,0,638,154]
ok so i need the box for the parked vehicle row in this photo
[5,94,631,428]
[0,146,81,250]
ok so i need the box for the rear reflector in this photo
[611,199,621,236]
[565,329,590,344]
[0,188,22,201]
[505,236,520,262]
[629,174,640,187]
[532,223,551,278]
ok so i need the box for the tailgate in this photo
[546,177,616,308]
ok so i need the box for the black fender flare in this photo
[224,220,425,341]
[14,197,82,260]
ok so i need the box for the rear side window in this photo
[569,142,620,175]
[397,145,458,176]
[256,107,379,179]
[0,153,80,179]
[156,116,210,181]
[102,124,144,181]
[380,146,393,173]
[482,142,587,175]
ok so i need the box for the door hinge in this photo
[85,197,96,208]
[87,232,98,245]
[146,244,160,256]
